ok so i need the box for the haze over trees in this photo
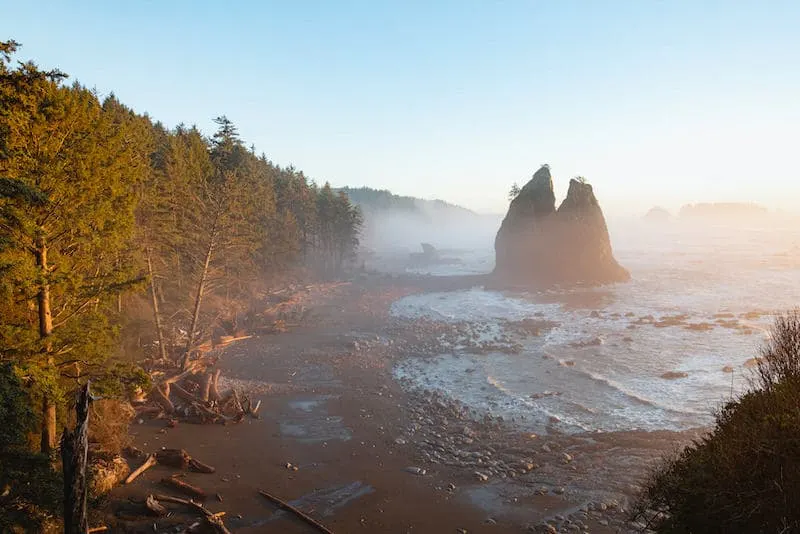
[0,39,363,473]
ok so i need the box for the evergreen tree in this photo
[0,41,149,454]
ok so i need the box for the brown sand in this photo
[108,275,699,533]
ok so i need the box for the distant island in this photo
[679,202,768,221]
[643,206,672,222]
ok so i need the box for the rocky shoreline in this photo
[108,277,702,533]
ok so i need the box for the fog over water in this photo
[375,214,800,433]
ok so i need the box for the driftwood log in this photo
[201,372,212,402]
[259,489,335,534]
[62,383,92,534]
[125,453,157,484]
[145,494,167,516]
[150,383,175,414]
[209,369,221,402]
[188,457,216,474]
[157,448,191,469]
[250,399,262,418]
[171,382,201,404]
[153,494,231,534]
[161,476,206,500]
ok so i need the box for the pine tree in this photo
[0,42,148,455]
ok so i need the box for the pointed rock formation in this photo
[493,166,629,288]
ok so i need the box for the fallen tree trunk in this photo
[258,489,335,534]
[62,383,92,534]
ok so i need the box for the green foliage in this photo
[0,43,150,442]
[0,39,364,464]
[0,450,62,532]
[635,311,800,533]
[508,183,521,201]
[0,363,34,450]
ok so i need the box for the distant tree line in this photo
[0,40,362,458]
[340,186,476,220]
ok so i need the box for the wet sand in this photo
[108,275,700,533]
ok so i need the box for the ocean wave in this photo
[573,367,705,416]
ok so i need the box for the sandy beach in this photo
[106,275,699,533]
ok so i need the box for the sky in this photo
[3,1,799,215]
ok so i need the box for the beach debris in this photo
[561,452,573,464]
[125,454,156,484]
[259,489,336,534]
[144,494,167,516]
[161,476,207,500]
[403,466,427,476]
[141,357,256,425]
[152,494,231,534]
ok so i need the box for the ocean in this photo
[390,219,800,434]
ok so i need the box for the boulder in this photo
[493,166,629,288]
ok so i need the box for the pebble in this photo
[474,471,489,482]
[404,466,427,476]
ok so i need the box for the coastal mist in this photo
[389,217,800,434]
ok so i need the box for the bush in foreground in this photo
[634,311,800,533]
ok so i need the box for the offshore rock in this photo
[493,166,629,287]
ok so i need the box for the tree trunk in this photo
[35,239,56,456]
[183,229,216,370]
[62,382,92,534]
[146,247,168,361]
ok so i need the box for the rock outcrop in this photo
[493,166,629,287]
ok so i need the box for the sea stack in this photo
[493,165,629,288]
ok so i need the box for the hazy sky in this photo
[3,1,799,214]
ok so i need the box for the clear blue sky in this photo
[3,1,799,214]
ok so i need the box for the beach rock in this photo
[404,466,427,476]
[660,371,689,380]
[493,166,629,288]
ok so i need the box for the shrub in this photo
[634,310,800,532]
